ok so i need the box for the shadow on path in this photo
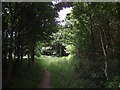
[38,69,53,88]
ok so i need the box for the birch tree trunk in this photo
[99,29,108,81]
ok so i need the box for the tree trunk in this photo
[9,31,13,61]
[20,45,23,67]
[31,42,35,64]
[28,49,31,66]
[89,12,96,61]
[14,32,20,71]
[5,62,13,88]
[99,29,108,81]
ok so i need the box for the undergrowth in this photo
[9,59,44,88]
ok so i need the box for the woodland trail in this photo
[39,69,53,88]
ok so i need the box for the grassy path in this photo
[40,55,84,88]
[9,55,94,88]
[40,55,96,88]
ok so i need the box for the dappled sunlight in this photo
[40,55,73,66]
[40,55,73,73]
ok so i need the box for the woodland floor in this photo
[38,69,53,88]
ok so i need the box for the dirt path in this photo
[39,69,53,88]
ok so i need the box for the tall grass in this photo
[40,55,87,88]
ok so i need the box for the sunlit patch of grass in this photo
[40,55,85,88]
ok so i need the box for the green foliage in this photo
[40,55,96,88]
[64,2,120,88]
[2,2,58,64]
[35,42,44,58]
[66,45,76,54]
[2,2,58,87]
[105,76,120,88]
[2,2,119,88]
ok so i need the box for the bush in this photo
[105,76,120,88]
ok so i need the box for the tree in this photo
[2,2,58,87]
[64,2,120,87]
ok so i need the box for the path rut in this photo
[39,69,53,88]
